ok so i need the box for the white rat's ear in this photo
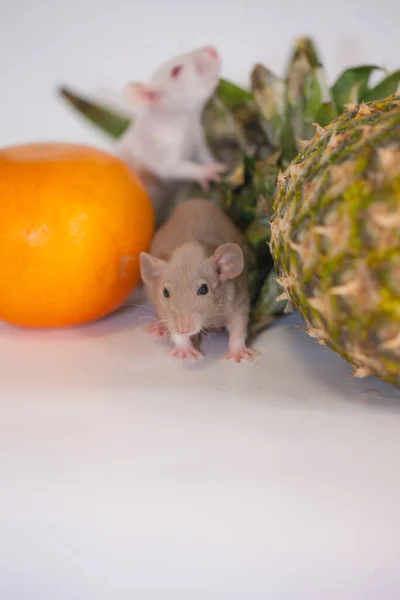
[140,253,166,284]
[212,243,244,281]
[123,82,160,106]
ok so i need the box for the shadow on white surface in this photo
[0,286,398,410]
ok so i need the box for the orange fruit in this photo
[0,142,154,328]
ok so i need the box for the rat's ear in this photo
[140,253,166,284]
[123,82,160,106]
[212,243,244,281]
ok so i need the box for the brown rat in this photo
[139,199,257,362]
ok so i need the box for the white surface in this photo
[1,1,400,598]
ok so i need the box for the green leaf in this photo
[331,65,381,114]
[229,102,275,161]
[215,78,254,108]
[221,186,258,230]
[245,217,271,254]
[288,37,322,69]
[202,97,247,170]
[205,79,272,168]
[279,119,298,167]
[251,63,286,147]
[58,86,131,139]
[314,101,338,127]
[243,154,257,178]
[301,67,326,140]
[285,39,328,154]
[363,70,400,102]
[249,268,287,337]
[286,43,313,140]
[251,156,280,199]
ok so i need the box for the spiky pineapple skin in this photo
[270,94,400,387]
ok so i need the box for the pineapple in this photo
[270,95,400,387]
[58,38,400,342]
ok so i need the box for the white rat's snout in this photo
[203,46,219,60]
[173,314,201,337]
[195,46,221,76]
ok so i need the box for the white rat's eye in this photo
[163,287,170,298]
[197,284,208,296]
[170,65,183,79]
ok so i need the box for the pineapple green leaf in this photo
[331,65,381,114]
[285,38,326,155]
[286,42,314,141]
[203,94,273,171]
[215,78,254,108]
[58,86,131,139]
[243,154,257,179]
[363,70,400,102]
[202,97,248,170]
[251,155,280,199]
[251,63,286,148]
[229,102,274,162]
[302,67,327,140]
[314,102,338,127]
[249,268,287,338]
[244,217,271,254]
[288,37,322,69]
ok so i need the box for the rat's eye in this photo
[197,284,208,296]
[163,287,170,298]
[170,65,183,79]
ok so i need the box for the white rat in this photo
[139,198,258,363]
[117,45,226,210]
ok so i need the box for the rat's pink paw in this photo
[171,346,204,361]
[199,163,227,190]
[146,320,168,339]
[223,346,259,363]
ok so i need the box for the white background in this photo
[1,1,400,598]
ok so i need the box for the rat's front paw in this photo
[199,163,227,190]
[171,346,204,361]
[223,346,259,363]
[170,333,203,361]
[146,320,168,339]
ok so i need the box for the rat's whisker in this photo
[138,315,158,323]
[158,318,172,328]
[159,331,171,340]
[124,302,158,313]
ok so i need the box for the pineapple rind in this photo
[271,94,400,387]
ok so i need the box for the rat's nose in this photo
[205,46,218,59]
[200,46,219,62]
[195,46,221,75]
[176,315,194,336]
